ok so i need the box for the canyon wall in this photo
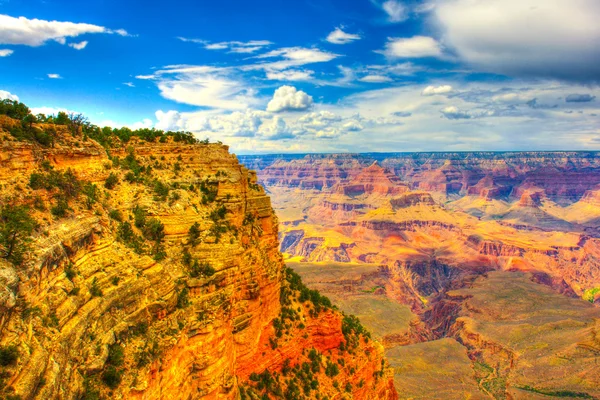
[0,121,395,399]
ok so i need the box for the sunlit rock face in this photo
[242,151,600,398]
[0,119,395,400]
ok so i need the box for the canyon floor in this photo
[239,152,600,399]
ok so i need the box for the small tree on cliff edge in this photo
[0,204,36,266]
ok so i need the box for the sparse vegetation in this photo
[108,209,123,221]
[189,260,215,278]
[176,288,189,309]
[0,204,36,266]
[188,222,201,245]
[89,277,103,297]
[104,172,119,189]
[0,345,18,366]
[516,385,594,399]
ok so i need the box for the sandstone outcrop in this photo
[0,119,395,399]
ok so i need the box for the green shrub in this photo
[0,204,36,266]
[182,249,193,266]
[132,205,146,228]
[50,198,69,218]
[153,180,169,200]
[82,183,98,209]
[104,172,119,189]
[325,361,339,377]
[107,344,124,367]
[189,260,215,278]
[108,209,123,221]
[176,288,189,309]
[65,263,76,281]
[143,218,164,243]
[89,277,102,297]
[0,345,18,366]
[102,366,122,389]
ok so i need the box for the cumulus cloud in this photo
[440,106,471,119]
[326,28,361,45]
[0,49,13,57]
[382,0,409,22]
[155,110,185,131]
[0,90,18,101]
[360,75,393,83]
[0,14,127,47]
[433,0,600,81]
[258,116,294,140]
[68,41,88,50]
[422,85,453,96]
[566,94,596,103]
[380,36,442,58]
[47,73,62,79]
[298,111,342,126]
[267,86,313,113]
[342,120,364,132]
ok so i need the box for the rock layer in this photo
[0,122,395,399]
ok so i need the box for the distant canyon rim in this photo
[240,151,600,399]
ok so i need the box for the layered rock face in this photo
[240,151,600,204]
[241,152,600,398]
[0,123,395,399]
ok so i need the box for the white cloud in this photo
[258,116,294,140]
[342,120,364,131]
[0,90,18,101]
[130,119,154,130]
[382,0,409,22]
[266,69,314,81]
[139,46,339,110]
[205,43,228,50]
[30,106,70,116]
[96,118,152,129]
[0,49,13,57]
[68,40,88,50]
[178,37,273,53]
[422,85,453,95]
[326,28,361,45]
[298,111,342,127]
[252,47,340,71]
[47,73,62,79]
[128,81,600,153]
[0,14,126,47]
[380,36,442,58]
[147,65,260,110]
[155,110,185,131]
[267,85,313,113]
[440,105,471,119]
[360,75,393,83]
[123,82,135,87]
[433,0,600,81]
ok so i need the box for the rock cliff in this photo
[0,117,395,399]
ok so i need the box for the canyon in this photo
[0,112,396,400]
[239,152,600,399]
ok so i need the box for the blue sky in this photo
[0,0,599,154]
